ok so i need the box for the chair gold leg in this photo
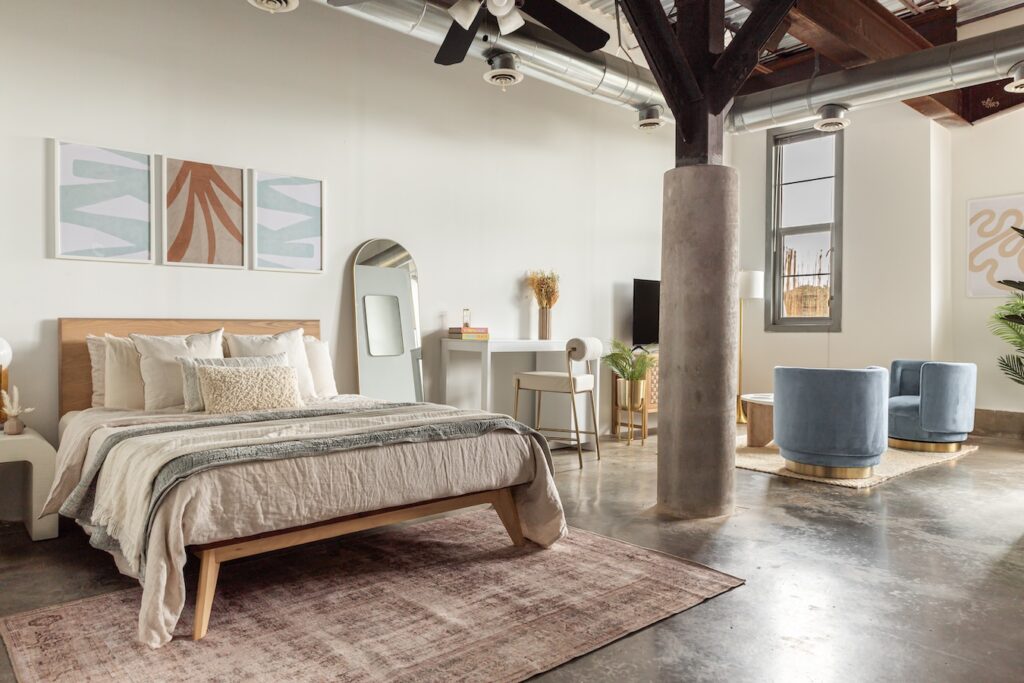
[569,390,584,469]
[588,390,601,460]
[513,380,520,421]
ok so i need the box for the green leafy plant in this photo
[602,339,655,381]
[991,225,1024,386]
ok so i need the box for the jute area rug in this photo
[736,436,977,488]
[1,510,742,683]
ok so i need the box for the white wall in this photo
[729,103,938,394]
[0,0,670,515]
[950,108,1024,411]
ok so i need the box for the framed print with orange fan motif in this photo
[162,157,246,268]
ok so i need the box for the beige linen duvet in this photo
[42,396,567,648]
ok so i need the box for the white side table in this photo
[0,428,59,540]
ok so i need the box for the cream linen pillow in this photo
[225,328,316,398]
[303,335,337,398]
[178,352,288,412]
[130,329,224,410]
[197,366,303,413]
[86,335,107,408]
[104,334,145,410]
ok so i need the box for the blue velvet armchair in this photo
[888,360,977,451]
[774,367,889,479]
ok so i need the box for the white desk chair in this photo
[513,337,602,468]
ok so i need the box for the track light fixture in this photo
[813,104,850,132]
[483,53,524,91]
[1006,62,1024,94]
[634,105,665,132]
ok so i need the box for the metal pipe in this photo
[315,0,666,114]
[728,24,1024,132]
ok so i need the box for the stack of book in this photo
[448,326,489,341]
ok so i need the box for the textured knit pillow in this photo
[197,366,303,414]
[179,353,288,412]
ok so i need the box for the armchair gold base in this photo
[888,437,961,453]
[784,460,873,480]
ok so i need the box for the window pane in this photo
[782,275,831,318]
[780,177,834,228]
[781,135,835,184]
[781,231,831,276]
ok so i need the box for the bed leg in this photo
[492,488,525,547]
[193,549,220,641]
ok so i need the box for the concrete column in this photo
[658,164,739,519]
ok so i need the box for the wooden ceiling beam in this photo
[708,0,797,114]
[619,0,704,127]
[736,0,967,124]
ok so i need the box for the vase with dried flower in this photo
[526,270,559,340]
[1,385,34,436]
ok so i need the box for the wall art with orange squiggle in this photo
[163,158,245,268]
[968,193,1024,297]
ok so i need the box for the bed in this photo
[43,318,566,648]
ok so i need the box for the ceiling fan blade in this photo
[519,0,609,53]
[434,5,487,66]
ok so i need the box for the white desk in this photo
[440,338,598,446]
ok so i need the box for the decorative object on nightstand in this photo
[526,270,559,340]
[0,336,10,423]
[2,385,33,435]
[736,270,764,424]
[0,427,59,540]
[604,340,656,445]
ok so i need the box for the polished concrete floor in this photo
[1,435,1022,682]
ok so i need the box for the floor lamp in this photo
[737,271,764,424]
[0,337,10,423]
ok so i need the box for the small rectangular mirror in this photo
[364,294,405,357]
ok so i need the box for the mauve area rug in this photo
[1,509,742,683]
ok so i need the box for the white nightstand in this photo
[0,428,59,540]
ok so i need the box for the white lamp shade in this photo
[738,270,765,300]
[449,0,482,30]
[0,337,11,368]
[497,7,525,34]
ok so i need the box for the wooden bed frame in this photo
[57,318,525,641]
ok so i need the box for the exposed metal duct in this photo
[313,0,666,114]
[729,24,1024,133]
[313,0,1024,134]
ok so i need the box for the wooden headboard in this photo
[58,318,321,416]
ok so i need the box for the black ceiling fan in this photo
[435,0,610,66]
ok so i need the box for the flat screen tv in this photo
[632,278,660,346]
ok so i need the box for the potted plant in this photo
[526,270,559,340]
[1,385,34,435]
[602,340,655,410]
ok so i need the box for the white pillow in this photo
[198,366,303,414]
[104,334,144,410]
[225,328,316,398]
[179,352,288,412]
[86,335,107,408]
[130,329,224,410]
[304,335,337,398]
